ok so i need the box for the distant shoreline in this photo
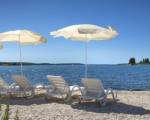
[1,62,150,66]
[0,62,84,66]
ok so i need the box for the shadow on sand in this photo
[0,96,71,105]
[71,101,150,115]
[1,97,150,115]
[0,96,48,105]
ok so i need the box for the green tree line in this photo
[128,58,150,65]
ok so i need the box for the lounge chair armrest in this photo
[46,85,55,93]
[105,88,113,95]
[108,88,117,98]
[70,85,85,95]
[105,88,117,101]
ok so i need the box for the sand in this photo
[0,90,150,120]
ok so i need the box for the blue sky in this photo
[0,0,150,64]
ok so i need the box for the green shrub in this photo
[2,104,9,120]
[0,104,1,111]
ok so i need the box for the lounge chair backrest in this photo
[81,78,105,97]
[0,77,8,89]
[12,75,32,90]
[47,75,70,94]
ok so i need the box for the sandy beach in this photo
[0,90,150,120]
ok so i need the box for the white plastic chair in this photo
[79,78,116,106]
[46,75,78,102]
[0,77,9,95]
[11,75,34,97]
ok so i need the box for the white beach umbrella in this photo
[50,24,118,78]
[0,30,47,74]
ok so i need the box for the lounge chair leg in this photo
[111,91,116,102]
[45,96,47,101]
[96,100,101,106]
[78,98,82,104]
[100,100,107,106]
[64,97,72,103]
[44,96,49,102]
[64,93,72,103]
[98,98,107,106]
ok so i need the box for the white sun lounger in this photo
[46,75,79,102]
[79,78,116,106]
[11,75,34,97]
[0,77,9,95]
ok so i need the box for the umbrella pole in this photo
[19,35,23,75]
[85,41,88,79]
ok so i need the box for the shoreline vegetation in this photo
[116,58,150,66]
[128,57,150,65]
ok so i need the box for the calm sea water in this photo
[0,65,150,90]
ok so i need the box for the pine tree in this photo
[129,58,136,65]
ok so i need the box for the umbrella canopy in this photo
[50,24,118,41]
[0,30,47,74]
[0,30,47,46]
[50,24,118,78]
